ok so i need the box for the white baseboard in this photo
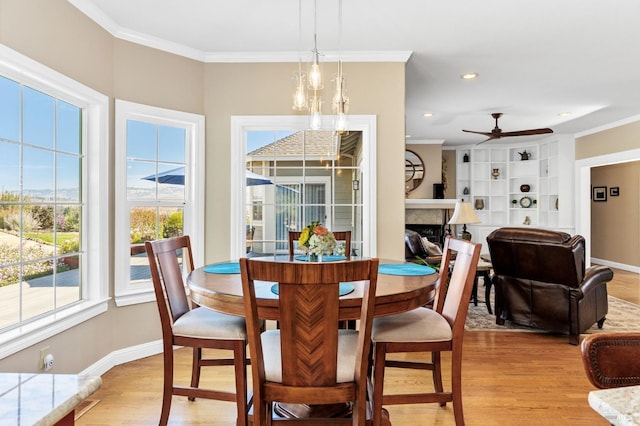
[79,339,163,377]
[591,258,640,274]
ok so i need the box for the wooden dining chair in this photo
[288,230,352,258]
[370,236,481,426]
[239,257,379,425]
[146,236,250,426]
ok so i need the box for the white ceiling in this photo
[68,0,640,146]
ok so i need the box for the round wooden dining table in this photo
[187,256,438,425]
[187,256,438,321]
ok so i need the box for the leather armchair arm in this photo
[581,333,640,388]
[578,265,614,294]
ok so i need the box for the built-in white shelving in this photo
[455,136,575,252]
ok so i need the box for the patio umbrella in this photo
[246,170,273,186]
[142,167,273,186]
[142,166,185,185]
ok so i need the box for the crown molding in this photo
[406,139,445,145]
[204,50,412,63]
[68,0,411,64]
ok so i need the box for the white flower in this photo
[308,232,337,255]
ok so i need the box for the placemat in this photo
[203,262,240,274]
[294,255,347,262]
[271,282,355,296]
[379,263,436,276]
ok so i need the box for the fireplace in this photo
[406,224,445,245]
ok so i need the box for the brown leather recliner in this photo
[405,228,443,265]
[486,227,614,345]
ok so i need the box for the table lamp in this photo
[448,201,481,241]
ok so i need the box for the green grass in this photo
[23,232,78,245]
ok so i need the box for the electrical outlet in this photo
[39,346,51,370]
[43,353,54,371]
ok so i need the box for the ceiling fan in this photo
[463,113,553,143]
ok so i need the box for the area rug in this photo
[465,293,640,334]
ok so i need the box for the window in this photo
[114,100,204,306]
[230,115,377,260]
[0,45,109,358]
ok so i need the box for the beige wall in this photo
[0,0,406,372]
[591,162,640,267]
[576,121,640,159]
[404,144,443,199]
[442,149,456,199]
[576,121,640,268]
[203,62,406,263]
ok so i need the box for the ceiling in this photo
[68,0,640,147]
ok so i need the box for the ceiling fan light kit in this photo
[463,113,553,144]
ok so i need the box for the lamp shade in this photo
[448,202,481,225]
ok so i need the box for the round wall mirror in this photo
[405,150,425,194]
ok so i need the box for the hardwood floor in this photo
[76,268,638,426]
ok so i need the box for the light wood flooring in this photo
[76,268,639,426]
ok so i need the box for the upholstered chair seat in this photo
[172,307,248,340]
[261,329,359,383]
[372,307,452,343]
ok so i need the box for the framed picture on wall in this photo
[610,187,620,196]
[593,186,607,202]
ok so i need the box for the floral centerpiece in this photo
[298,220,337,260]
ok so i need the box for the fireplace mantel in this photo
[405,199,458,209]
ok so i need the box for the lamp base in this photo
[460,230,472,241]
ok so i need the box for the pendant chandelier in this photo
[292,0,349,135]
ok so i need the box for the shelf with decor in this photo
[455,149,472,202]
[455,136,575,253]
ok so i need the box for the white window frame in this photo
[0,44,109,359]
[230,115,377,260]
[114,100,205,306]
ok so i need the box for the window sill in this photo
[0,298,110,360]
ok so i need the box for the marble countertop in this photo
[589,385,640,425]
[0,373,102,425]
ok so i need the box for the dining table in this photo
[186,255,439,425]
[187,255,438,321]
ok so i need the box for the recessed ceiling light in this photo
[461,72,478,80]
[558,112,572,117]
[423,112,433,117]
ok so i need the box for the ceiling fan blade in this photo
[475,136,497,145]
[462,129,494,137]
[500,128,553,137]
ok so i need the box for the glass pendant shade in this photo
[333,71,349,134]
[292,63,307,111]
[308,50,323,90]
[309,94,322,130]
[334,111,348,135]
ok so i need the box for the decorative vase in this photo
[463,153,470,163]
[491,168,500,180]
[309,253,318,262]
[463,187,469,195]
[474,198,484,210]
[518,150,531,161]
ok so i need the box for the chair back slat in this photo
[240,258,378,390]
[433,237,481,334]
[146,236,194,325]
